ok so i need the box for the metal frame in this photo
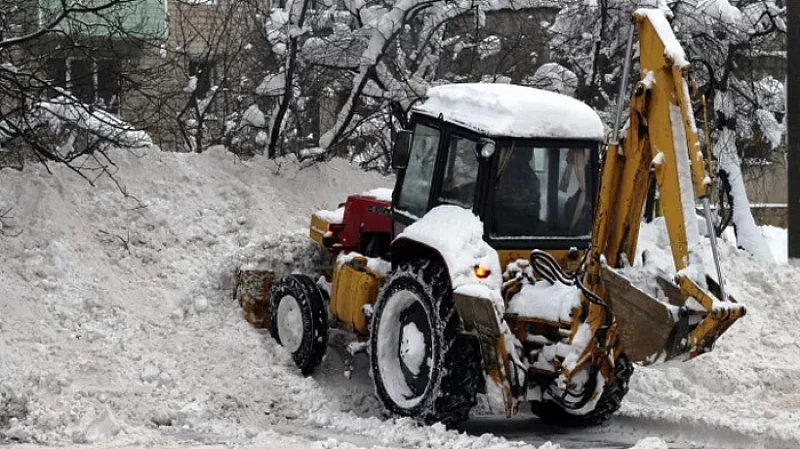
[788,2,800,259]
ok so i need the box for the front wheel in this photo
[530,355,634,427]
[369,259,482,427]
[269,274,328,375]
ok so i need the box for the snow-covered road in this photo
[1,147,797,449]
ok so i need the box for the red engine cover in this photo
[336,194,392,253]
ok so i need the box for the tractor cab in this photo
[392,83,605,268]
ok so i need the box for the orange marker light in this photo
[474,265,491,279]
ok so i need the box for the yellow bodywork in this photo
[498,249,584,274]
[310,213,332,247]
[330,257,384,334]
[577,11,745,374]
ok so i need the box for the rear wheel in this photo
[370,259,482,427]
[530,355,633,427]
[269,274,328,375]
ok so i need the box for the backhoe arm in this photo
[583,9,745,364]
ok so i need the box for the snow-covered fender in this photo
[391,206,523,416]
[391,206,502,291]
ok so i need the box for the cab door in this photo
[392,119,486,239]
[392,119,442,237]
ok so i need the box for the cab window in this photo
[396,123,439,217]
[438,135,479,209]
[492,145,592,238]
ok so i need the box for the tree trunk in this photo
[714,90,774,262]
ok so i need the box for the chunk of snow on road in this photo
[414,83,604,140]
[82,408,121,443]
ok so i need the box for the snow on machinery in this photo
[234,9,745,426]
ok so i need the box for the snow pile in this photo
[414,83,604,140]
[0,147,385,445]
[619,218,800,444]
[0,147,564,449]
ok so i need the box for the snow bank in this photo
[0,148,385,445]
[0,147,563,449]
[414,83,604,140]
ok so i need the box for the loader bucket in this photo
[600,265,745,365]
[234,269,277,328]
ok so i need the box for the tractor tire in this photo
[269,274,328,375]
[370,259,482,427]
[530,355,634,427]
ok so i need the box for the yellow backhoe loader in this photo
[234,8,745,427]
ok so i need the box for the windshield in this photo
[491,144,593,239]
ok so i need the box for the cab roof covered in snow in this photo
[412,83,605,141]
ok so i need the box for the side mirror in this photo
[476,138,496,159]
[392,129,412,169]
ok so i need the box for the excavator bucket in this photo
[234,269,278,328]
[601,265,745,365]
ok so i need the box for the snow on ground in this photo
[0,147,559,449]
[761,225,788,265]
[618,219,800,445]
[0,146,797,449]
